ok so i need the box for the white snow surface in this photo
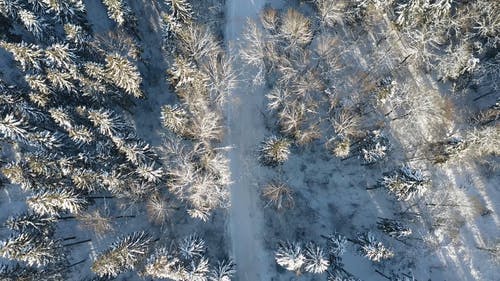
[225,0,274,280]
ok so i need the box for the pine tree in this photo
[18,9,46,39]
[25,75,52,103]
[275,241,305,273]
[260,136,291,166]
[102,0,127,26]
[0,114,30,143]
[46,70,75,92]
[146,193,175,224]
[91,231,152,278]
[380,165,429,201]
[260,7,279,31]
[0,41,43,71]
[71,169,100,191]
[1,162,33,190]
[86,108,127,137]
[136,162,163,183]
[161,104,190,136]
[178,234,205,260]
[184,257,209,281]
[160,12,182,40]
[112,137,155,165]
[42,0,86,22]
[0,264,64,281]
[209,259,235,281]
[303,242,330,274]
[325,233,347,257]
[377,218,413,238]
[27,189,87,216]
[0,233,62,267]
[315,0,342,28]
[165,0,193,23]
[0,0,22,18]
[356,232,394,262]
[5,212,56,236]
[44,43,76,70]
[104,54,143,98]
[143,248,187,280]
[68,125,94,145]
[64,23,88,46]
[329,137,351,158]
[360,130,389,164]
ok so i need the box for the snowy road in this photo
[224,0,270,280]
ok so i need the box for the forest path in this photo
[224,0,271,280]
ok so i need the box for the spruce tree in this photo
[356,233,394,262]
[143,248,187,280]
[0,233,62,267]
[303,242,330,274]
[380,165,429,201]
[165,0,193,23]
[377,218,413,238]
[275,241,305,273]
[0,41,43,71]
[102,0,126,26]
[18,9,45,39]
[209,259,235,281]
[27,189,87,216]
[260,136,291,166]
[5,212,56,236]
[104,54,143,98]
[91,231,152,278]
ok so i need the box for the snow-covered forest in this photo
[0,0,498,280]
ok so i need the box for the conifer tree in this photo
[355,233,394,262]
[27,189,87,216]
[5,212,56,236]
[0,263,64,280]
[380,165,429,201]
[165,0,193,23]
[44,43,76,70]
[377,218,413,238]
[360,130,390,164]
[260,136,291,166]
[18,9,45,39]
[0,41,43,71]
[104,54,143,98]
[0,114,30,143]
[143,248,187,280]
[0,233,62,267]
[275,241,305,273]
[91,231,152,278]
[161,104,190,137]
[209,259,235,281]
[102,0,127,26]
[303,242,330,274]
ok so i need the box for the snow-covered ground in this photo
[225,0,273,280]
[223,1,499,281]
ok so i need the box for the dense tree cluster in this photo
[0,0,234,279]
